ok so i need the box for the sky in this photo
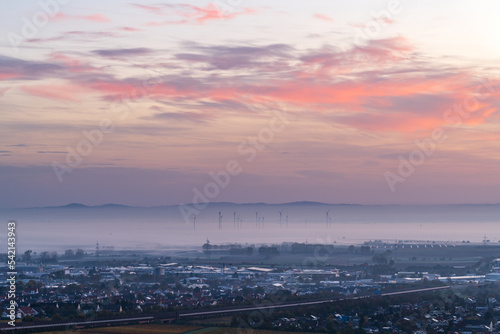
[1,0,500,208]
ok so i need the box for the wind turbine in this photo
[255,211,259,228]
[219,211,223,230]
[233,212,237,228]
[193,214,196,230]
[279,210,283,228]
[326,210,330,227]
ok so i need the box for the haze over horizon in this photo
[2,1,500,208]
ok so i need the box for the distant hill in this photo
[26,201,500,210]
[97,203,132,208]
[58,203,89,208]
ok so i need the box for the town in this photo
[1,241,500,333]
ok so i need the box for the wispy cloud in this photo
[134,2,256,25]
[47,53,96,73]
[118,26,143,32]
[0,55,65,81]
[92,48,154,58]
[53,12,111,23]
[147,110,210,123]
[27,31,118,44]
[20,84,85,102]
[176,43,293,70]
[313,13,334,22]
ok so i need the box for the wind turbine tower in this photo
[219,211,223,230]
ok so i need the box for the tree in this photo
[64,249,75,258]
[40,251,50,262]
[25,280,39,290]
[75,249,85,258]
[372,254,388,264]
[24,250,32,262]
[485,308,494,321]
[254,286,265,296]
[360,246,371,254]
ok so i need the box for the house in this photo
[17,306,38,318]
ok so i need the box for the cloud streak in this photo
[53,13,111,23]
[313,13,334,22]
[133,2,256,25]
[92,48,154,58]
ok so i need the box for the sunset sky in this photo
[1,0,500,208]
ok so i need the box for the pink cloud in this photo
[47,53,95,73]
[187,3,256,23]
[81,68,499,133]
[82,42,498,132]
[81,14,111,22]
[21,84,85,101]
[22,33,496,135]
[313,13,334,22]
[119,26,143,32]
[141,2,256,25]
[0,73,19,80]
[53,12,111,23]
